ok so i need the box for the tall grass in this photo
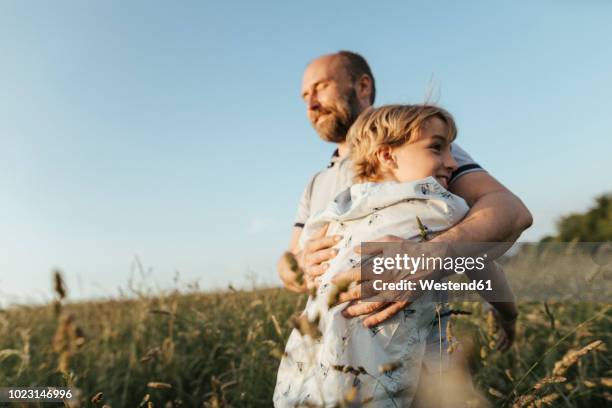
[0,276,610,407]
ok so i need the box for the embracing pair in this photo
[274,51,532,407]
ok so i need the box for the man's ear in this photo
[355,74,373,106]
[376,145,397,171]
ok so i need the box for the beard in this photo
[310,88,360,143]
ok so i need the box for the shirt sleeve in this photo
[293,175,316,228]
[449,143,485,186]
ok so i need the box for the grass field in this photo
[0,274,610,408]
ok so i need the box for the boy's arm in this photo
[464,262,518,321]
[465,262,518,351]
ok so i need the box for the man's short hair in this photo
[336,51,376,104]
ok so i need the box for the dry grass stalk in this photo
[161,337,175,364]
[149,309,173,316]
[486,309,495,337]
[488,387,503,398]
[601,377,612,387]
[583,379,597,388]
[52,313,86,373]
[485,310,498,349]
[270,314,283,337]
[512,394,536,408]
[446,318,460,354]
[52,299,62,316]
[91,392,104,403]
[378,361,402,375]
[327,279,351,308]
[309,285,318,299]
[532,376,566,390]
[269,348,286,360]
[140,346,161,363]
[52,270,67,317]
[147,382,172,390]
[284,251,304,285]
[53,269,67,300]
[514,358,578,406]
[525,392,559,408]
[0,346,29,376]
[332,364,367,376]
[551,339,603,376]
[514,341,599,407]
[543,302,556,332]
[292,313,321,340]
[416,216,428,240]
[205,376,227,408]
[344,386,358,403]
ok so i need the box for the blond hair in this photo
[347,104,457,182]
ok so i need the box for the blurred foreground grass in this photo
[0,284,610,407]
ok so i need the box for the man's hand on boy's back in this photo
[330,235,449,328]
[298,224,343,288]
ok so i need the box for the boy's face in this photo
[386,117,458,188]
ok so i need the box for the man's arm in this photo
[336,171,532,327]
[435,171,533,257]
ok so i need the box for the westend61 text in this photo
[372,279,493,292]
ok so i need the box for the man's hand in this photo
[331,235,443,328]
[278,224,341,293]
[298,224,342,289]
[278,251,307,293]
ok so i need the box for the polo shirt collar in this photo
[327,149,341,168]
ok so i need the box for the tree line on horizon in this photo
[541,193,612,243]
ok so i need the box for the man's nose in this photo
[306,91,320,111]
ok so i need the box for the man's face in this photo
[301,56,361,143]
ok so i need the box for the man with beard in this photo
[279,51,532,312]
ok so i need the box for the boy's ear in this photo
[376,145,397,170]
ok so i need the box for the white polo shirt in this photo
[294,143,483,228]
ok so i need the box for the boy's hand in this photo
[492,309,517,352]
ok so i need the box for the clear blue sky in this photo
[1,1,611,305]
